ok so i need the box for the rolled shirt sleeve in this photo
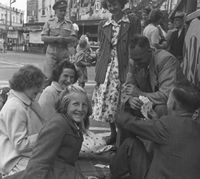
[41,21,50,36]
[70,23,77,37]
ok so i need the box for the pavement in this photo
[0,51,110,135]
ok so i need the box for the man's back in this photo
[147,113,200,179]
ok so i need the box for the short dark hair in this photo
[101,0,128,10]
[149,9,163,23]
[172,83,200,113]
[51,60,78,83]
[9,65,45,92]
[129,34,150,50]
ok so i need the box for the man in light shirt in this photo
[143,9,167,49]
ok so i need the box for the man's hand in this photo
[128,97,143,110]
[147,109,159,120]
[123,84,142,97]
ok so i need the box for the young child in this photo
[0,87,10,110]
[74,36,96,88]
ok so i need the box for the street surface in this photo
[0,51,109,135]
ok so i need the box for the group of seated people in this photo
[0,58,107,178]
[0,34,200,179]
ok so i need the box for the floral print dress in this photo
[91,17,123,123]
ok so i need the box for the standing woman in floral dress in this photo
[91,0,141,144]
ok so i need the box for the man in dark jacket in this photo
[110,83,200,179]
[168,11,186,62]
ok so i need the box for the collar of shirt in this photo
[178,27,184,37]
[55,16,70,24]
[103,14,130,27]
[51,81,63,92]
[9,89,32,106]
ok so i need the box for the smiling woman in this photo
[38,60,78,121]
[23,85,91,179]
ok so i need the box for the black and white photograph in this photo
[0,0,200,178]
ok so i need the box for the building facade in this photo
[0,2,24,45]
[27,0,39,23]
[26,0,184,52]
[38,0,56,23]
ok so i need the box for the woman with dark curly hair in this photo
[0,65,46,177]
[38,60,78,121]
[91,0,141,145]
[24,85,91,179]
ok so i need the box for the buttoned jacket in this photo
[95,13,141,84]
[168,27,185,60]
[0,90,42,174]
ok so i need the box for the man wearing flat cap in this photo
[41,0,77,80]
[168,11,186,62]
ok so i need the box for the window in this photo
[42,0,46,15]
